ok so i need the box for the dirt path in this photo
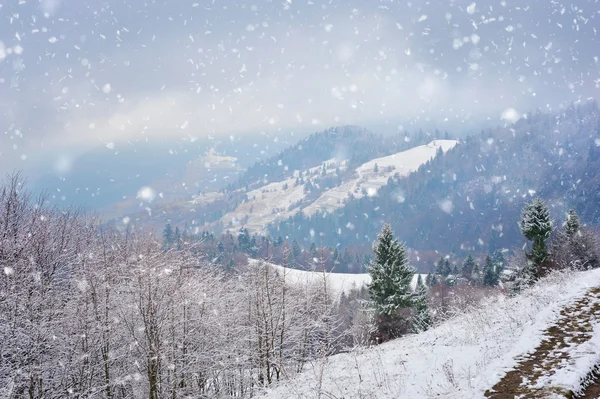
[484,287,600,399]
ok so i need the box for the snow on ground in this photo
[260,269,600,399]
[302,140,458,216]
[190,191,224,205]
[248,259,425,299]
[223,178,306,232]
[218,159,343,233]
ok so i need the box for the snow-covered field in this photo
[260,269,600,399]
[248,258,426,298]
[215,140,458,233]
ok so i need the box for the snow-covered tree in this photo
[564,208,581,238]
[412,275,431,333]
[435,256,452,277]
[552,209,599,271]
[492,250,506,281]
[367,224,415,340]
[519,197,553,278]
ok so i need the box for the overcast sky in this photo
[1,0,599,175]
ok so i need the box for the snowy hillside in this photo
[216,140,457,233]
[303,139,458,216]
[261,269,600,399]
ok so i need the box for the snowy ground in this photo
[248,258,425,298]
[260,269,600,399]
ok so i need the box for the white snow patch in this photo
[249,259,426,298]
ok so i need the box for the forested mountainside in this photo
[269,101,600,257]
[230,125,439,190]
[129,126,440,229]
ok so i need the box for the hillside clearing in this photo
[248,258,426,297]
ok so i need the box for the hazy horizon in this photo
[2,0,599,179]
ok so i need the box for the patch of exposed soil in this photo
[485,288,600,399]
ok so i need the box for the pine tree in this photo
[482,255,498,286]
[412,275,431,333]
[519,198,553,279]
[367,224,415,340]
[461,254,476,280]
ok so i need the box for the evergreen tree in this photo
[492,250,506,281]
[412,275,431,333]
[425,273,438,287]
[174,227,182,250]
[292,239,301,258]
[163,223,174,249]
[519,198,553,279]
[552,209,599,270]
[482,255,498,286]
[435,257,451,277]
[461,254,476,280]
[367,224,415,341]
[564,208,581,238]
[471,262,481,285]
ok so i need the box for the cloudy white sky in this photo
[1,0,599,175]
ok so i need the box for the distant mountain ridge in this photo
[121,101,600,265]
[269,101,600,258]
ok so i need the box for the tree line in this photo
[0,173,373,398]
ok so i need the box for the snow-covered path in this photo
[261,269,600,399]
[486,286,600,398]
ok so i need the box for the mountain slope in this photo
[261,269,600,399]
[269,101,600,258]
[216,140,457,233]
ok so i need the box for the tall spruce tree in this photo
[367,224,415,340]
[519,198,553,280]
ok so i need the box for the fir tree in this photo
[174,226,182,250]
[564,208,581,238]
[482,255,498,286]
[412,275,431,333]
[471,262,481,285]
[552,209,599,270]
[461,254,476,280]
[367,224,415,340]
[163,223,174,249]
[519,198,553,279]
[492,250,505,281]
[435,257,451,277]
